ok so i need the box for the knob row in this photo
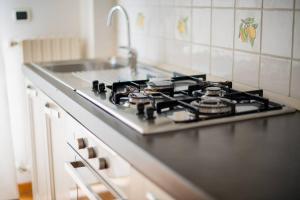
[137,103,155,119]
[92,80,106,93]
[76,138,108,170]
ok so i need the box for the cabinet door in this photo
[41,92,76,200]
[25,83,52,200]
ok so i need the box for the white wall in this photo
[0,0,81,183]
[80,0,116,59]
[0,33,19,200]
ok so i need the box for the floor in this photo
[18,182,33,200]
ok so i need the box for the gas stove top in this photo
[77,73,295,134]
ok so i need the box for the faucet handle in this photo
[119,46,137,56]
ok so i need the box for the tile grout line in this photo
[258,0,264,89]
[289,0,296,97]
[232,0,237,82]
[209,0,213,75]
[190,0,194,69]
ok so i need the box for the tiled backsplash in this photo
[117,0,300,101]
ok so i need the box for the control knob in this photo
[77,138,86,149]
[137,103,145,115]
[97,83,106,93]
[98,158,108,170]
[145,107,155,120]
[92,80,99,91]
[87,147,97,159]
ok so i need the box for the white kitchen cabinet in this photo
[25,81,53,200]
[25,80,74,200]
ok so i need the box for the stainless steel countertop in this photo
[24,60,300,200]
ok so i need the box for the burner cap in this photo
[205,87,222,96]
[191,97,233,114]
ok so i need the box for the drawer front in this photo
[66,116,174,200]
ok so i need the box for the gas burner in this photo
[205,87,222,96]
[191,98,233,114]
[128,92,150,105]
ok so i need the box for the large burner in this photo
[191,97,233,114]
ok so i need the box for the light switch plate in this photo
[13,8,31,22]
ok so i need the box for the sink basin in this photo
[42,60,125,73]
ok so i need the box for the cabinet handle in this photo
[26,85,38,97]
[65,162,103,200]
[44,103,60,119]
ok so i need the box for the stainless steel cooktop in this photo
[74,69,295,134]
[36,61,295,135]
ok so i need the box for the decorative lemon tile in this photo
[136,12,145,30]
[175,8,191,41]
[235,10,261,52]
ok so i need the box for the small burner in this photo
[191,97,233,114]
[205,87,222,96]
[128,92,150,104]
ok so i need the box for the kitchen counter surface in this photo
[24,63,300,200]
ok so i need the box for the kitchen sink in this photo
[42,60,125,73]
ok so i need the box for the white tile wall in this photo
[117,0,300,101]
[193,0,211,7]
[165,40,191,68]
[192,8,211,45]
[296,0,300,9]
[291,61,300,99]
[211,47,233,80]
[192,44,210,73]
[260,56,291,96]
[236,0,262,8]
[212,8,234,48]
[294,11,300,59]
[234,51,260,87]
[212,0,234,7]
[262,10,293,57]
[263,0,294,9]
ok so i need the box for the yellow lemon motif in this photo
[239,17,258,47]
[136,13,145,29]
[177,17,188,35]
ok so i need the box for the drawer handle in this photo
[26,86,38,97]
[44,103,60,119]
[65,162,103,200]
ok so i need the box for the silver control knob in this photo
[77,138,86,149]
[87,147,96,159]
[99,158,108,170]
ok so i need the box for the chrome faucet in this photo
[107,5,137,71]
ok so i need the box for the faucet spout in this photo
[107,5,131,48]
[107,5,137,72]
